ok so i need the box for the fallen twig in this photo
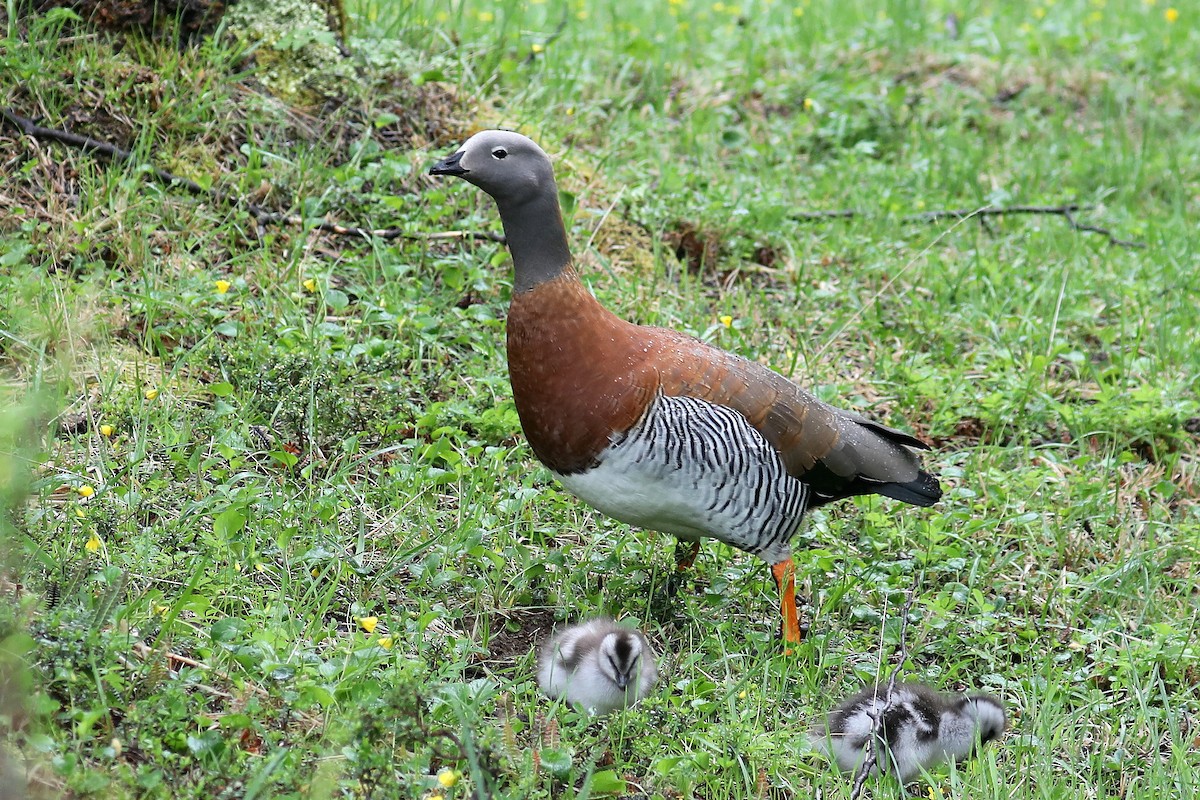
[1062,207,1145,248]
[847,591,917,800]
[793,202,1143,248]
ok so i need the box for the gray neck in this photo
[496,190,573,293]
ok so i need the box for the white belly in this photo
[552,394,809,564]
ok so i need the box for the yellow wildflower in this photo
[430,796,445,800]
[144,388,159,400]
[215,279,232,294]
[302,278,318,293]
[737,689,747,699]
[478,10,494,22]
[437,769,459,788]
[719,315,733,328]
[255,562,265,572]
[802,97,815,111]
[154,605,170,616]
[99,424,115,437]
[378,636,394,650]
[77,485,95,498]
[531,42,544,53]
[85,532,101,553]
[357,616,379,633]
[1165,7,1179,22]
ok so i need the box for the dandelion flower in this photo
[77,485,95,498]
[145,388,159,400]
[378,636,394,650]
[437,769,459,788]
[719,315,733,328]
[1165,7,1179,22]
[99,424,115,437]
[215,280,232,294]
[85,532,101,553]
[357,616,379,633]
[302,278,318,293]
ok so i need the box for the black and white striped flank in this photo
[556,393,810,564]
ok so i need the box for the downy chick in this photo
[812,682,1006,781]
[537,618,658,715]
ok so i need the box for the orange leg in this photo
[771,558,803,645]
[665,539,702,598]
[675,539,702,572]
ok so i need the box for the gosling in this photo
[537,618,658,715]
[812,682,1006,781]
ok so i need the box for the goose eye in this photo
[491,147,508,160]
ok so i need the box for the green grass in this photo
[1,0,1198,797]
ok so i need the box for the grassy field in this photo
[1,0,1198,797]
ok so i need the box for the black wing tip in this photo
[878,470,942,507]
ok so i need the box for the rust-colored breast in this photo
[507,269,655,473]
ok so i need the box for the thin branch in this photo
[792,209,860,220]
[1,106,210,195]
[1062,207,1145,249]
[847,591,917,800]
[791,201,1143,248]
[906,203,1089,222]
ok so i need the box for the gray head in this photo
[429,130,572,293]
[429,130,557,209]
[597,630,644,691]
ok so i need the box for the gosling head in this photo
[959,694,1008,752]
[597,629,645,691]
